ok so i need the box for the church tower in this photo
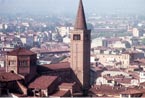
[70,0,91,93]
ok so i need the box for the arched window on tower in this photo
[19,60,28,67]
[73,34,80,40]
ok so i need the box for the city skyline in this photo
[0,0,145,15]
[1,0,145,97]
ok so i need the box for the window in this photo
[122,94,128,98]
[19,60,28,67]
[73,34,80,40]
[108,80,112,83]
[9,60,16,66]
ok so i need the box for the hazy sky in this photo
[0,0,145,15]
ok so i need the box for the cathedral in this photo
[0,0,91,97]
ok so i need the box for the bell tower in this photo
[70,0,91,93]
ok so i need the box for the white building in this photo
[132,28,143,37]
[0,59,5,67]
[140,72,145,83]
[112,41,131,48]
[0,24,3,29]
[20,35,34,46]
[91,38,108,48]
[63,36,70,44]
[57,26,73,37]
[101,70,129,77]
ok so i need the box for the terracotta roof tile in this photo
[42,62,70,70]
[90,85,126,95]
[60,82,75,87]
[7,48,36,56]
[28,75,58,89]
[108,68,122,71]
[140,82,145,86]
[0,72,23,82]
[51,90,70,97]
[136,59,145,64]
[115,78,132,84]
[0,67,6,73]
[120,88,142,94]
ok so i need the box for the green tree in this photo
[142,38,145,45]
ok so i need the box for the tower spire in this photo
[74,0,87,30]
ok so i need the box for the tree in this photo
[87,23,94,30]
[142,38,145,45]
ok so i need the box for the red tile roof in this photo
[0,67,6,73]
[0,72,23,82]
[28,75,58,89]
[59,82,75,90]
[120,88,143,94]
[50,90,70,97]
[90,85,125,95]
[108,68,122,71]
[7,48,36,56]
[59,82,75,87]
[136,59,145,65]
[42,62,70,70]
[140,82,145,86]
[115,78,132,84]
